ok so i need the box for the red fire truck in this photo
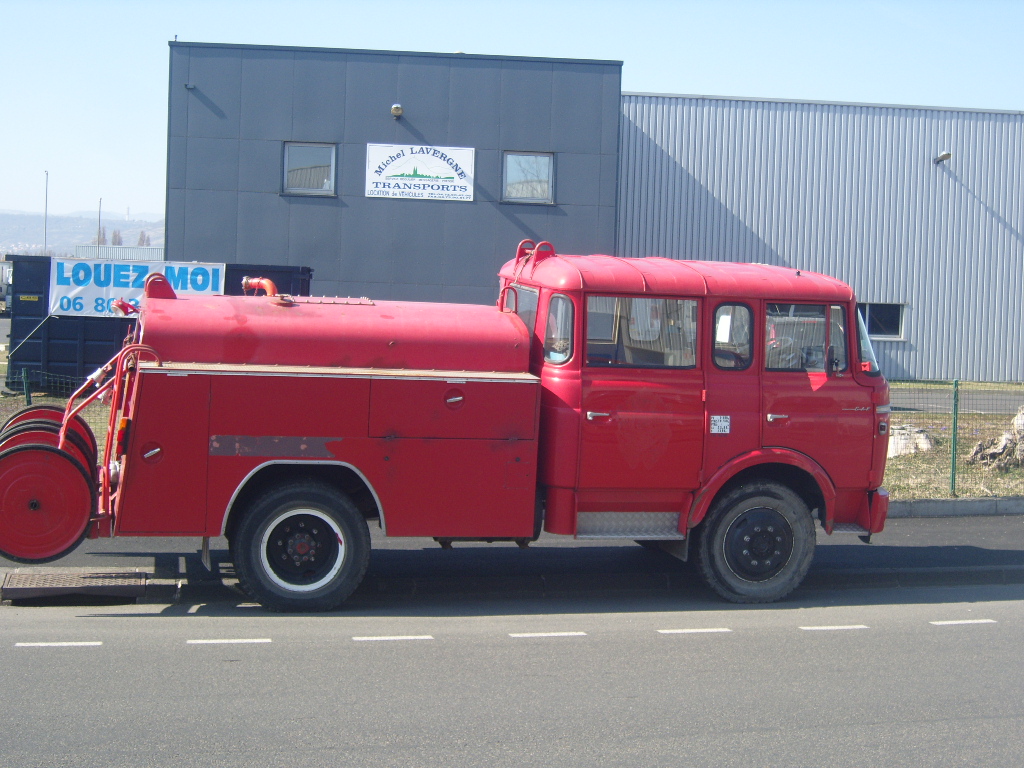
[0,241,890,610]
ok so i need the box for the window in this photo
[503,152,554,204]
[586,295,698,368]
[856,311,882,376]
[713,303,753,370]
[544,294,574,364]
[857,303,903,339]
[284,142,336,195]
[829,306,849,372]
[765,304,827,371]
[511,285,539,335]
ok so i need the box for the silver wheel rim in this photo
[258,507,346,593]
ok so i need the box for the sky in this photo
[1,0,1021,219]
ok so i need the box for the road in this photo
[2,516,1024,766]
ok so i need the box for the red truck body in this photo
[0,241,890,610]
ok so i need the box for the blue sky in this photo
[2,0,1021,217]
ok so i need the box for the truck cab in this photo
[499,241,889,602]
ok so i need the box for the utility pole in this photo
[43,171,49,255]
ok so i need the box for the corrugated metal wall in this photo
[618,94,1024,382]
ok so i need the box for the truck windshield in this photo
[856,309,881,376]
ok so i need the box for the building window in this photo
[857,303,903,339]
[503,152,554,204]
[284,142,336,195]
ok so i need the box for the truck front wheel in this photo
[234,481,370,612]
[695,481,815,603]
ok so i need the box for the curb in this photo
[888,497,1024,518]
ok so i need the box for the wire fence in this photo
[888,381,1024,500]
[0,364,110,436]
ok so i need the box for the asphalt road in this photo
[1,581,1022,766]
[2,516,1024,767]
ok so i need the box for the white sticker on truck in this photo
[710,415,731,434]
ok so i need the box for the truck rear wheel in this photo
[695,481,815,603]
[233,481,370,612]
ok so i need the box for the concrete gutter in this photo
[888,497,1024,518]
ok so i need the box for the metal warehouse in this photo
[166,41,1024,382]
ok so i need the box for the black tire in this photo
[233,481,370,612]
[695,481,815,603]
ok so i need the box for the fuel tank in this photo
[138,293,530,373]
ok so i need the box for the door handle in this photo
[586,411,611,421]
[766,413,789,423]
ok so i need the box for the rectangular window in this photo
[586,295,698,369]
[284,142,336,195]
[857,303,903,339]
[713,303,753,369]
[765,303,827,372]
[503,152,554,204]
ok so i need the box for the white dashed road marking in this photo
[352,635,435,642]
[509,631,587,638]
[186,638,272,645]
[930,619,997,626]
[658,628,733,634]
[16,641,103,647]
[799,625,870,631]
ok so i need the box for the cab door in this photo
[703,302,761,474]
[761,303,874,489]
[577,295,704,515]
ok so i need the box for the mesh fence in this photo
[888,381,1024,500]
[0,363,110,437]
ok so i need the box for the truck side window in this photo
[544,294,574,364]
[512,285,539,335]
[713,303,752,369]
[765,303,827,371]
[829,305,849,372]
[586,295,697,368]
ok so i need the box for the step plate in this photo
[832,523,870,534]
[1,572,146,601]
[576,511,686,539]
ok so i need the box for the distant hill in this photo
[0,211,165,257]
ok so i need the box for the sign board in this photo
[49,259,226,317]
[365,143,474,201]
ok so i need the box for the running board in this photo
[576,511,686,539]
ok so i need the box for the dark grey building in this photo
[166,42,621,303]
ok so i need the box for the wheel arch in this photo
[687,449,834,531]
[220,461,385,542]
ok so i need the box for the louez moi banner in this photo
[49,259,226,317]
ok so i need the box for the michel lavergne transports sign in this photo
[49,259,226,317]
[365,143,475,201]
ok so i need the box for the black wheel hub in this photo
[265,514,340,586]
[723,506,794,581]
